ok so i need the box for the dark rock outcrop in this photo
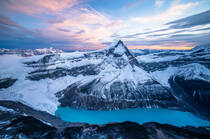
[0,101,209,139]
[27,64,100,81]
[1,115,209,139]
[0,78,17,89]
[25,41,180,111]
[175,77,210,110]
[0,116,57,138]
[57,80,179,110]
[169,76,210,121]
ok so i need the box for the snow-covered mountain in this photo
[191,44,210,54]
[176,63,210,82]
[0,42,210,138]
[0,41,209,120]
[24,40,177,111]
[146,45,210,86]
[0,47,63,56]
[146,45,210,120]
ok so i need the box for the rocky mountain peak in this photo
[106,40,139,66]
[107,40,128,55]
[191,44,210,54]
[115,40,125,48]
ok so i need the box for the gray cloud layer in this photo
[1,10,210,49]
[166,10,210,29]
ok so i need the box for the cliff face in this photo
[0,104,209,139]
[25,41,179,111]
[0,42,210,138]
[1,41,209,118]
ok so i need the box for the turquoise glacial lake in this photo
[55,107,210,127]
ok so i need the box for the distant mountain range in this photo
[0,47,63,56]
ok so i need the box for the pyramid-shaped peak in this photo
[117,40,124,45]
[115,40,126,48]
[109,40,129,56]
[105,40,139,66]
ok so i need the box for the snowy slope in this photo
[54,41,175,110]
[15,40,176,111]
[137,54,180,63]
[0,55,72,114]
[1,41,209,114]
[149,45,210,87]
[176,63,210,82]
[130,49,144,54]
[151,63,210,87]
[191,44,210,54]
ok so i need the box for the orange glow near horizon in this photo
[63,44,195,50]
[127,45,195,50]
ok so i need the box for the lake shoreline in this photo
[56,106,210,127]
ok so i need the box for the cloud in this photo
[166,10,210,29]
[48,17,66,24]
[118,9,210,49]
[76,30,85,34]
[122,0,143,11]
[131,1,199,23]
[0,14,86,49]
[0,14,26,39]
[0,14,22,28]
[125,30,210,50]
[120,28,169,38]
[47,7,125,49]
[195,27,210,32]
[155,0,165,8]
[0,1,120,50]
[56,28,71,32]
[0,0,78,15]
[0,0,209,50]
[0,15,50,48]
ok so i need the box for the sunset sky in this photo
[0,0,210,50]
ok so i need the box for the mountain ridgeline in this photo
[26,40,179,110]
[24,41,210,118]
[0,41,210,138]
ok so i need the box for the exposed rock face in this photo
[0,101,209,139]
[58,80,177,110]
[24,40,180,110]
[0,41,210,138]
[165,63,210,121]
[105,40,139,66]
[173,63,210,111]
[22,42,210,114]
[0,100,71,128]
[176,78,210,110]
[27,64,100,80]
[169,76,210,121]
[0,116,57,138]
[0,78,17,89]
[1,114,209,139]
[54,41,179,110]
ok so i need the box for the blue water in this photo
[55,107,210,127]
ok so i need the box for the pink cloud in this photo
[1,0,78,15]
[45,8,125,49]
